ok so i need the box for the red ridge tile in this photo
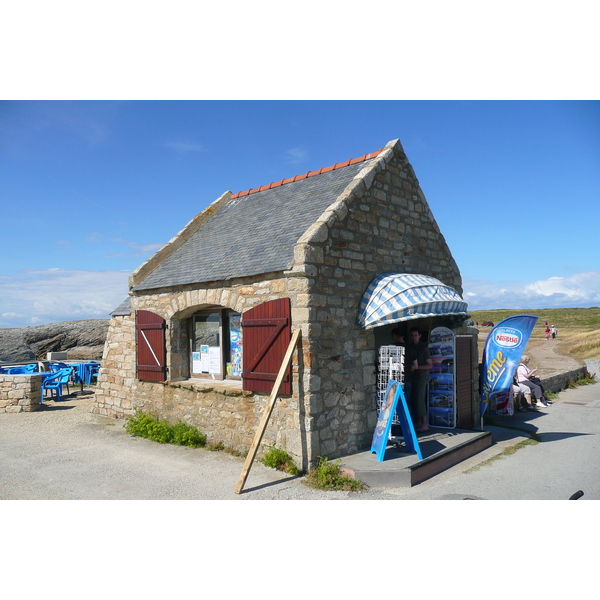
[231,148,383,199]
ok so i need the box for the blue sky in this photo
[1,100,598,327]
[1,5,599,328]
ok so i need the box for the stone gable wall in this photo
[289,140,464,458]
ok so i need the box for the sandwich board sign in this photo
[371,380,422,461]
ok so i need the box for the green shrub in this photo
[261,446,301,475]
[304,456,365,492]
[170,420,208,447]
[125,412,206,448]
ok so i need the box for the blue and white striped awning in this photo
[358,273,469,329]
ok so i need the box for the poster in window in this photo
[192,352,202,373]
[208,346,221,375]
[193,345,210,373]
[229,313,242,377]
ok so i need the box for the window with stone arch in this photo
[189,308,242,381]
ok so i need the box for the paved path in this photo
[1,379,599,500]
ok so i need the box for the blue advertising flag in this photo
[480,315,538,418]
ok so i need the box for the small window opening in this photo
[190,309,242,380]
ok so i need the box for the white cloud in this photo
[0,269,131,328]
[463,271,600,311]
[109,238,163,256]
[286,147,308,164]
[165,140,203,153]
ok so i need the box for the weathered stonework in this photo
[0,374,42,412]
[95,139,475,470]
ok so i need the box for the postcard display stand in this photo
[428,326,457,428]
[377,345,405,422]
[372,346,422,461]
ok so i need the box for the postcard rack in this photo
[377,345,405,426]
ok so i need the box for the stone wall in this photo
[93,313,136,418]
[287,140,464,458]
[95,139,473,468]
[541,367,587,393]
[93,272,311,465]
[0,374,42,412]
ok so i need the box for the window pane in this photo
[194,312,220,350]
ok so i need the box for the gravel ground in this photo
[0,341,591,501]
[0,391,370,500]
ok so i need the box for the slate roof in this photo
[110,296,131,316]
[133,155,379,292]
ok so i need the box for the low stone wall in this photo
[101,379,302,460]
[0,374,42,413]
[541,367,588,393]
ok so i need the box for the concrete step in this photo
[338,428,492,488]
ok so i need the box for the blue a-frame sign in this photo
[371,380,422,461]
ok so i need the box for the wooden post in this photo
[234,328,301,494]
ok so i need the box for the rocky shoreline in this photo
[0,319,109,363]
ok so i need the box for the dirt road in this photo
[476,329,582,376]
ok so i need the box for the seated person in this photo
[517,355,549,407]
[512,379,538,412]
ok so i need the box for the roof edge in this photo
[292,139,400,254]
[129,190,232,290]
[230,148,385,200]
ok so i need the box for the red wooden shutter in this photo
[136,310,167,382]
[455,335,474,429]
[242,298,292,395]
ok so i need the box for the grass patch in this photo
[206,441,247,457]
[567,376,596,389]
[464,439,538,473]
[261,446,301,475]
[470,307,600,361]
[304,456,366,492]
[469,307,600,331]
[126,412,207,448]
[565,329,600,360]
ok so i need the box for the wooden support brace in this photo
[234,328,302,494]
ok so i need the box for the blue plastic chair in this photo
[40,368,72,402]
[88,362,100,384]
[49,361,70,373]
[8,364,38,374]
[57,367,72,395]
[73,362,100,389]
[89,363,100,384]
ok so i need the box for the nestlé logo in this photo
[494,327,521,348]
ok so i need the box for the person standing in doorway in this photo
[391,327,405,346]
[406,326,433,433]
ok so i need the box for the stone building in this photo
[94,138,478,469]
